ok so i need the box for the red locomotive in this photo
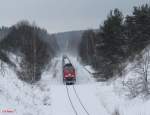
[62,56,76,85]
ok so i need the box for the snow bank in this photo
[84,65,95,74]
[96,81,150,115]
[0,61,52,115]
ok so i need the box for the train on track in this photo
[62,55,76,85]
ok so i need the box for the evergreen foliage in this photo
[79,4,150,80]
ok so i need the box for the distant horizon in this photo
[1,21,98,34]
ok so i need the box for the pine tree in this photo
[79,30,96,65]
[100,8,125,64]
[125,4,150,57]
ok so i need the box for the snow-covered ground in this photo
[0,64,52,115]
[1,54,150,115]
[0,53,53,115]
[51,84,108,115]
[95,81,150,115]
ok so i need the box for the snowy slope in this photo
[0,60,52,115]
[0,65,51,115]
[95,81,150,115]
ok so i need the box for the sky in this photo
[0,0,149,33]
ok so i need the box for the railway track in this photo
[66,85,90,115]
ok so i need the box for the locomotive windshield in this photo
[64,64,74,70]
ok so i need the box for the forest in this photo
[79,4,150,80]
[0,21,59,83]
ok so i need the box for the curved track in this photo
[66,85,90,115]
[66,85,78,115]
[73,85,90,115]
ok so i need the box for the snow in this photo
[0,58,52,115]
[63,57,70,65]
[84,65,95,74]
[95,81,150,115]
[1,53,150,115]
[51,85,108,115]
[7,52,22,70]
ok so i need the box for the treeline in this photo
[79,4,150,80]
[55,31,83,55]
[0,21,59,83]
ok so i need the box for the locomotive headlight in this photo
[68,74,71,76]
[71,74,74,77]
[65,75,68,77]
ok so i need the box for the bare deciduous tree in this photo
[135,48,150,94]
[0,61,5,77]
[124,48,150,98]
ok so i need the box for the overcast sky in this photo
[0,0,149,33]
